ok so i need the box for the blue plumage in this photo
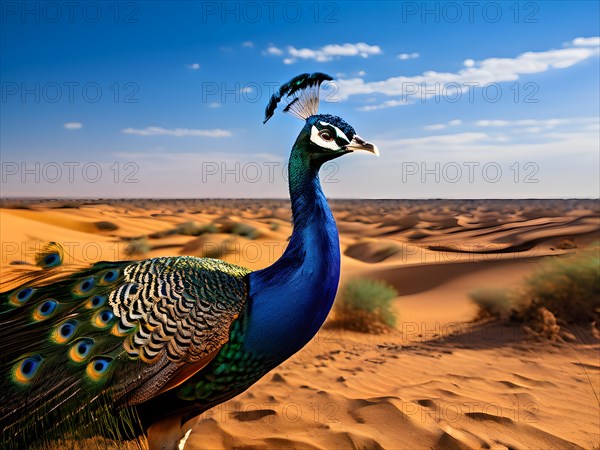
[0,73,379,450]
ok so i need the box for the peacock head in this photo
[264,72,379,165]
[299,113,378,163]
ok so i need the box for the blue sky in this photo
[1,1,598,198]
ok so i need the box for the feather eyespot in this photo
[86,357,113,382]
[101,269,119,284]
[92,308,115,328]
[13,355,43,384]
[33,300,58,321]
[9,287,35,307]
[42,254,60,268]
[18,288,33,300]
[74,277,96,296]
[35,242,64,269]
[86,295,107,309]
[80,278,94,291]
[52,320,78,344]
[69,338,94,363]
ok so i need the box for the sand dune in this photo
[0,198,598,449]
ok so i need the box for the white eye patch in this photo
[319,121,350,144]
[310,125,341,150]
[309,122,351,151]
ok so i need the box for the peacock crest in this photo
[263,72,333,123]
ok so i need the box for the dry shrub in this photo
[516,246,599,323]
[469,244,600,339]
[469,287,516,319]
[94,221,119,232]
[176,221,218,236]
[231,222,260,239]
[124,238,151,257]
[150,222,217,238]
[331,278,398,333]
[523,307,561,341]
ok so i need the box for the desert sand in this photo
[0,198,598,449]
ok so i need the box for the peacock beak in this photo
[344,135,380,157]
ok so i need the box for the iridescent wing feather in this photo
[0,253,251,448]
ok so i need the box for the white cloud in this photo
[187,63,200,70]
[379,123,599,166]
[398,52,419,60]
[207,102,221,109]
[338,37,600,109]
[424,124,446,131]
[112,150,284,164]
[475,120,511,127]
[121,127,232,137]
[266,46,283,56]
[382,132,492,147]
[64,122,82,130]
[572,36,600,47]
[359,99,411,111]
[357,70,366,76]
[381,116,599,155]
[366,121,598,198]
[463,59,475,67]
[269,42,381,64]
[424,119,462,130]
[475,117,597,131]
[242,41,254,48]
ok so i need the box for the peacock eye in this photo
[86,356,113,382]
[43,254,58,267]
[319,130,333,141]
[92,308,115,328]
[9,287,35,307]
[69,338,94,363]
[73,277,96,297]
[52,320,78,344]
[79,278,95,292]
[13,355,44,384]
[86,295,107,309]
[102,269,119,284]
[33,300,58,321]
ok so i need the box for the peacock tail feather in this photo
[0,247,251,448]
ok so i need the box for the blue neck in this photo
[246,144,341,361]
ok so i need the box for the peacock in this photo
[0,73,379,450]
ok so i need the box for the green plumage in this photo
[0,253,250,448]
[0,71,370,449]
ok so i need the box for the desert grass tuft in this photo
[469,244,600,339]
[331,278,398,333]
[516,246,599,323]
[469,287,516,319]
[231,222,260,240]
